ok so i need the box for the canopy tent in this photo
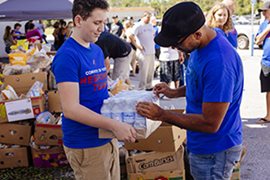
[0,0,73,21]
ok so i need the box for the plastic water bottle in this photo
[122,99,135,125]
[134,99,147,129]
[111,99,122,121]
[101,99,111,118]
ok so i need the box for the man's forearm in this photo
[160,110,217,133]
[256,28,270,45]
[63,103,116,131]
[169,86,186,98]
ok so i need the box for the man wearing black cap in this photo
[136,2,243,179]
[255,1,270,124]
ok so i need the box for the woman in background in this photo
[3,26,16,54]
[207,3,237,48]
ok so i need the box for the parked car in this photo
[235,24,260,49]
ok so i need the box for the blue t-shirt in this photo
[257,20,270,66]
[186,30,243,154]
[214,27,238,48]
[153,25,160,50]
[227,28,238,48]
[52,38,111,149]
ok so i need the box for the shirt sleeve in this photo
[52,50,80,84]
[202,57,235,103]
[131,23,140,36]
[256,21,266,36]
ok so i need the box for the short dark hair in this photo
[29,23,35,30]
[72,0,109,21]
[14,23,21,29]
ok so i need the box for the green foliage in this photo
[108,0,262,17]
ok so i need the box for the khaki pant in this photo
[136,51,155,90]
[64,139,120,180]
[112,49,134,81]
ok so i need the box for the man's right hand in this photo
[111,121,137,143]
[154,82,173,98]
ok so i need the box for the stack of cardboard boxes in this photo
[0,72,47,169]
[32,89,67,168]
[124,121,187,180]
[0,69,242,179]
[0,70,68,169]
[32,122,67,168]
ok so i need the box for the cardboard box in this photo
[4,72,48,94]
[48,90,62,113]
[31,146,69,168]
[46,51,57,56]
[127,146,184,173]
[0,123,31,146]
[0,96,45,123]
[99,119,161,139]
[128,170,185,180]
[5,98,34,122]
[0,147,29,169]
[34,123,62,146]
[0,72,47,123]
[231,163,240,180]
[125,125,186,152]
[31,96,46,115]
[110,79,129,95]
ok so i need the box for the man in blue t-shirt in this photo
[136,2,243,179]
[255,2,270,123]
[52,0,136,179]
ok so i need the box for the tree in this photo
[108,0,262,17]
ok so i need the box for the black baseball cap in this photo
[258,1,270,12]
[154,1,205,47]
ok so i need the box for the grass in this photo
[0,166,74,180]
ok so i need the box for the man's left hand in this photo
[136,102,164,120]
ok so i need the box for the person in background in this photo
[129,11,155,90]
[222,0,238,48]
[35,20,48,43]
[24,20,33,34]
[12,23,24,40]
[178,51,188,87]
[96,31,134,87]
[26,23,42,43]
[52,21,60,50]
[207,3,236,48]
[136,2,243,179]
[151,16,160,60]
[58,19,68,48]
[159,47,182,88]
[255,1,270,123]
[105,17,111,32]
[66,21,74,37]
[110,15,124,37]
[123,19,137,77]
[52,0,136,179]
[3,26,16,54]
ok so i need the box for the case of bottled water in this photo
[100,90,161,139]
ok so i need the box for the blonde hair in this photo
[206,3,233,32]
